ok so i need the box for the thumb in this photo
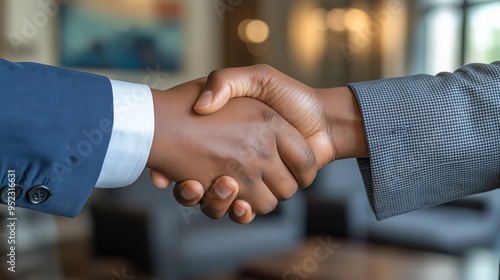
[193,72,233,115]
[149,169,172,189]
[193,65,271,115]
[193,89,230,115]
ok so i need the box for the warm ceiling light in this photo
[238,19,270,44]
[327,8,346,31]
[237,19,252,43]
[344,8,369,31]
[245,19,270,44]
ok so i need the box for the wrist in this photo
[319,86,368,160]
[146,79,206,176]
[146,88,171,171]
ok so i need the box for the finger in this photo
[173,180,205,207]
[200,176,239,219]
[229,199,255,224]
[262,162,299,202]
[258,134,300,200]
[194,65,272,115]
[194,65,321,140]
[274,116,318,188]
[235,179,279,216]
[150,169,172,189]
[193,82,230,114]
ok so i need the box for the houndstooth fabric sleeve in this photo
[348,62,500,220]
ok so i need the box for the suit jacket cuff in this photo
[348,62,500,220]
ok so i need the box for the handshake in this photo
[146,65,368,224]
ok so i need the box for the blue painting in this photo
[60,1,183,70]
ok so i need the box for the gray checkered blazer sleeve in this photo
[348,62,500,220]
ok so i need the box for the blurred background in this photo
[1,0,500,279]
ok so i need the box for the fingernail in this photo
[181,187,199,200]
[151,176,167,189]
[214,180,233,199]
[234,205,246,217]
[194,91,213,109]
[151,177,160,188]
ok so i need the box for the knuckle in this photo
[302,145,316,168]
[297,148,317,187]
[260,109,278,125]
[207,68,227,83]
[253,64,275,75]
[247,133,272,160]
[250,64,277,99]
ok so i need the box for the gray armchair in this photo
[310,158,500,255]
[91,170,307,278]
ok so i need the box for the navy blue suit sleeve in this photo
[0,59,113,217]
[349,62,500,220]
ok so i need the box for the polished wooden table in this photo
[239,237,462,280]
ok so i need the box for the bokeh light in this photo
[239,19,270,44]
[327,8,346,31]
[344,8,369,31]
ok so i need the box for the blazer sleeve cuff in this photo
[348,62,500,220]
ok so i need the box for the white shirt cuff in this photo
[94,80,155,188]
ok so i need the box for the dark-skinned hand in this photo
[146,77,318,221]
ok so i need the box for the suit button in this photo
[0,184,23,204]
[27,185,51,204]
